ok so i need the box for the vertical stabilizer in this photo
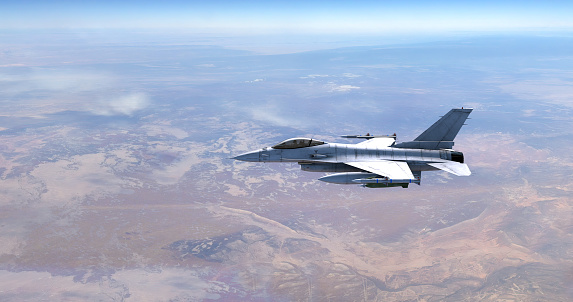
[394,108,472,149]
[414,108,472,142]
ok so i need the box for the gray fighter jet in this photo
[233,108,472,188]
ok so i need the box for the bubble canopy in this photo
[272,138,326,149]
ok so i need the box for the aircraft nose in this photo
[232,150,260,162]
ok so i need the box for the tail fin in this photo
[394,108,472,149]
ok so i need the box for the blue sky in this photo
[2,1,573,34]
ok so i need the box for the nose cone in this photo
[232,150,260,162]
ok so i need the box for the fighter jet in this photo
[233,108,472,188]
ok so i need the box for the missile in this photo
[340,134,396,139]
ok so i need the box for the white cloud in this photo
[327,83,360,92]
[94,92,151,116]
[0,268,230,301]
[0,69,150,116]
[250,106,295,127]
[0,69,115,95]
[245,100,313,128]
[300,74,330,79]
[342,73,361,78]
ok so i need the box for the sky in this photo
[2,0,573,34]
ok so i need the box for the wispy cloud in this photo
[342,73,361,78]
[94,93,150,116]
[0,268,230,301]
[0,69,114,95]
[326,83,360,92]
[300,74,330,79]
[0,69,151,116]
[250,106,297,127]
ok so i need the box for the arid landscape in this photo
[1,31,573,300]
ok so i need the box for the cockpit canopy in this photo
[272,137,326,149]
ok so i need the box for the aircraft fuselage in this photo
[233,143,463,173]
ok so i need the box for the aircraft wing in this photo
[357,137,395,148]
[346,160,415,180]
[427,162,471,176]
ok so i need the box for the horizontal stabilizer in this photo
[427,162,471,176]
